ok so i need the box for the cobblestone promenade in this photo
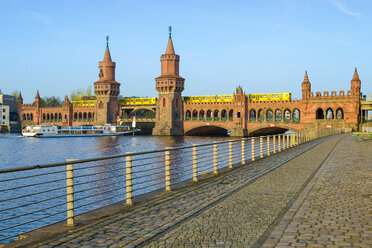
[263,135,372,248]
[14,134,370,248]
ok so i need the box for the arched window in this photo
[221,110,227,120]
[229,110,233,121]
[185,110,191,120]
[293,109,300,122]
[284,110,291,122]
[98,101,104,109]
[83,112,87,120]
[336,108,343,120]
[206,110,212,120]
[237,112,241,118]
[43,113,46,120]
[59,113,62,120]
[258,109,264,121]
[199,110,205,120]
[316,108,324,119]
[74,112,77,120]
[78,112,82,120]
[26,113,30,120]
[249,109,256,121]
[266,109,273,121]
[214,110,220,120]
[23,114,26,120]
[55,113,58,120]
[326,108,334,120]
[88,112,92,120]
[47,113,50,120]
[30,113,33,121]
[50,113,53,120]
[162,98,166,108]
[192,110,198,120]
[275,109,282,121]
[65,114,67,120]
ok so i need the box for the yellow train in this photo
[246,93,291,101]
[182,95,233,103]
[118,97,157,106]
[182,93,291,103]
[71,100,96,107]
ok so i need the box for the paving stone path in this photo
[142,136,343,248]
[263,135,372,248]
[22,135,341,248]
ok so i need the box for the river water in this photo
[0,134,233,169]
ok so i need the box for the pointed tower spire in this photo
[36,90,40,98]
[165,26,175,54]
[352,67,360,81]
[303,70,310,83]
[18,91,22,99]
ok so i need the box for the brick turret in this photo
[153,27,185,135]
[351,68,361,98]
[94,37,120,125]
[17,92,23,109]
[301,71,311,100]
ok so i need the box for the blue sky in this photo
[0,0,371,103]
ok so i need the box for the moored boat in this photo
[21,125,139,138]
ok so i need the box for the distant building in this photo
[0,94,20,133]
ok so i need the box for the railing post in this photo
[273,135,276,154]
[213,142,218,175]
[66,159,75,227]
[278,134,281,152]
[283,133,286,150]
[165,148,171,192]
[260,136,263,158]
[126,153,133,205]
[251,138,255,161]
[241,139,246,165]
[193,144,198,182]
[267,136,270,156]
[229,141,233,169]
[287,134,290,148]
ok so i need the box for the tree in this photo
[41,96,62,107]
[70,85,94,101]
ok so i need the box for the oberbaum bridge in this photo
[2,30,372,248]
[16,31,371,136]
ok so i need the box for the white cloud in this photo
[327,0,362,17]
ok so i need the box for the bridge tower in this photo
[351,68,361,98]
[230,86,248,136]
[152,27,185,136]
[93,37,121,125]
[301,71,311,100]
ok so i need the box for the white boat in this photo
[21,125,139,138]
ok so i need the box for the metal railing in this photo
[0,128,342,243]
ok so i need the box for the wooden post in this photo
[260,137,263,158]
[251,138,255,161]
[66,159,75,227]
[273,135,276,154]
[241,140,246,165]
[229,141,233,169]
[126,154,133,205]
[165,148,171,191]
[213,143,218,175]
[193,145,198,182]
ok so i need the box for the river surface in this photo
[0,133,293,243]
[0,134,232,169]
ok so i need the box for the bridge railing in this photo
[0,129,341,243]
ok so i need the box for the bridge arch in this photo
[275,109,282,121]
[249,109,256,121]
[316,108,324,119]
[336,108,344,119]
[185,124,230,136]
[249,124,300,136]
[326,108,334,120]
[266,109,273,121]
[293,109,300,122]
